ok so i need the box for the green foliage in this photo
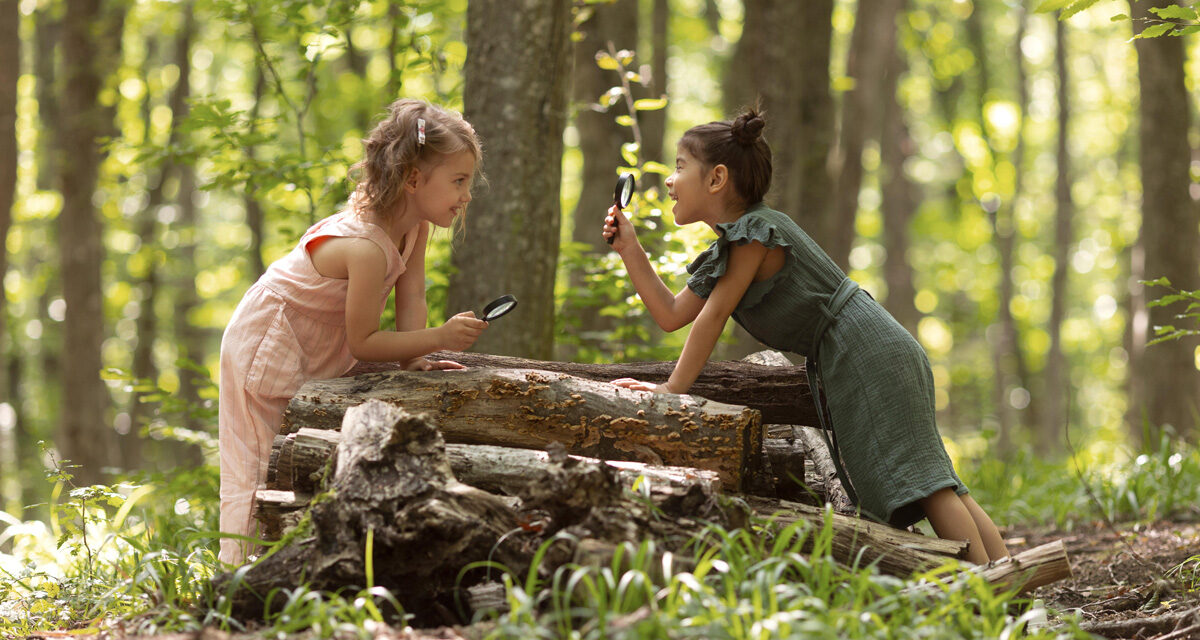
[967,431,1200,529]
[481,515,1091,639]
[1142,277,1200,346]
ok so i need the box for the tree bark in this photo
[561,0,638,361]
[719,0,834,360]
[0,0,16,513]
[1041,14,1072,455]
[57,0,123,485]
[348,350,819,427]
[879,37,920,338]
[1129,0,1199,445]
[452,0,571,359]
[828,0,904,271]
[283,367,763,490]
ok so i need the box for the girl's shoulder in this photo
[714,203,796,251]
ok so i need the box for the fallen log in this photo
[743,350,854,513]
[283,367,763,490]
[904,539,1073,596]
[266,427,721,497]
[348,350,818,427]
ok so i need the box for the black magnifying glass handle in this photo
[608,173,635,245]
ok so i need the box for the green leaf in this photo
[1060,0,1102,20]
[1135,22,1175,38]
[1034,0,1073,12]
[594,51,618,70]
[1173,24,1200,34]
[1150,4,1197,20]
[633,96,669,111]
[642,161,671,175]
[1141,276,1173,288]
[616,115,635,127]
[621,143,639,166]
[1110,13,1130,21]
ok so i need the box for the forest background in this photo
[0,0,1198,569]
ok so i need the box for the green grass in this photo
[964,432,1200,530]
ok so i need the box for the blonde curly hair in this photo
[350,99,483,223]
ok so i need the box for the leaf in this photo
[616,114,635,127]
[642,161,672,175]
[1141,276,1172,288]
[1135,22,1175,39]
[1060,0,1103,20]
[594,51,618,70]
[1150,4,1197,20]
[633,96,669,111]
[621,145,639,166]
[1034,0,1074,12]
[1110,13,1130,21]
[1173,24,1200,34]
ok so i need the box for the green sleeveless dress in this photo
[686,202,966,527]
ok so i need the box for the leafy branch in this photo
[1142,276,1200,346]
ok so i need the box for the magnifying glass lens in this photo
[615,174,635,208]
[482,294,518,321]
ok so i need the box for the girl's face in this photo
[665,147,712,225]
[411,150,475,228]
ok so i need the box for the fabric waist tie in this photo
[805,278,867,511]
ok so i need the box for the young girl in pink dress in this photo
[218,99,488,565]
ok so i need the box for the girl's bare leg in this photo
[919,487,990,565]
[960,493,1009,561]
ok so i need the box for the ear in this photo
[707,164,729,194]
[403,167,422,193]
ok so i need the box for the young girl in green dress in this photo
[603,109,1009,565]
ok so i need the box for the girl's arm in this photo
[606,205,705,331]
[614,240,769,394]
[343,238,485,362]
[394,222,430,332]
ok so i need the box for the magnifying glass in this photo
[607,173,635,245]
[482,294,518,321]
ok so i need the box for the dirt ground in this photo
[1007,520,1200,639]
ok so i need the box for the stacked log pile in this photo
[223,351,1072,624]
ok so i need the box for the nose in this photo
[665,173,675,187]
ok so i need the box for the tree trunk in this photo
[348,350,819,427]
[243,65,267,280]
[168,3,205,447]
[56,0,122,486]
[878,20,920,337]
[451,0,571,359]
[283,367,763,490]
[1129,0,1199,445]
[828,0,904,271]
[719,0,834,360]
[0,0,16,513]
[1041,14,1072,455]
[641,0,668,194]
[34,4,58,192]
[561,0,638,361]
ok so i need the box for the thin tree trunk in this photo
[878,11,919,337]
[719,0,834,360]
[0,0,18,513]
[640,0,668,194]
[1041,14,1072,455]
[34,4,58,192]
[244,65,267,280]
[451,0,572,359]
[57,0,123,486]
[1129,0,1199,445]
[561,0,638,361]
[828,0,904,271]
[169,3,205,446]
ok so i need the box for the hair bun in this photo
[731,110,766,145]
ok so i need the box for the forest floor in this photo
[1009,519,1200,639]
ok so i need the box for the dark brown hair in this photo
[678,108,772,206]
[349,98,483,222]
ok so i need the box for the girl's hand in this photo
[603,205,638,254]
[611,378,679,394]
[404,357,467,371]
[440,311,488,351]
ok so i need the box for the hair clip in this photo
[417,118,426,146]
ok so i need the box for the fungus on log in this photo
[347,350,819,427]
[283,367,763,490]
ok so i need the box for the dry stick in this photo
[1078,604,1200,639]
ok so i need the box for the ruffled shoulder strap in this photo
[686,206,791,300]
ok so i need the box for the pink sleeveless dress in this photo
[218,209,418,564]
